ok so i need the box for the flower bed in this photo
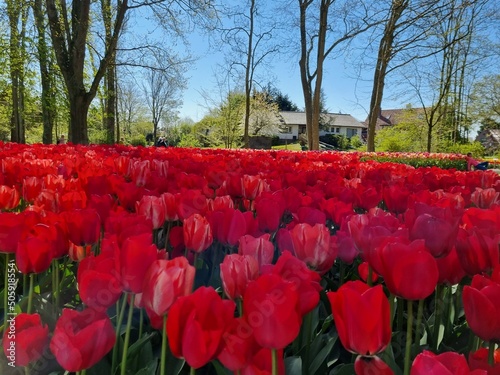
[0,142,499,375]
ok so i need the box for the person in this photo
[57,134,66,145]
[156,137,167,147]
[466,152,489,171]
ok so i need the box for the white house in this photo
[277,111,366,141]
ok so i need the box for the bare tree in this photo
[142,54,185,143]
[44,0,213,144]
[216,0,280,148]
[298,0,378,150]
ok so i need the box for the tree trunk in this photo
[366,0,408,152]
[69,93,91,144]
[8,0,26,143]
[34,0,56,144]
[243,0,256,149]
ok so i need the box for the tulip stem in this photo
[272,348,278,375]
[120,294,135,375]
[54,259,60,315]
[190,367,196,375]
[489,343,496,367]
[388,293,395,328]
[397,298,404,332]
[432,284,444,351]
[160,315,168,375]
[237,299,243,317]
[414,299,424,352]
[112,294,127,374]
[27,273,34,314]
[404,300,413,375]
[367,265,373,287]
[138,308,144,339]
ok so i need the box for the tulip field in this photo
[0,141,499,375]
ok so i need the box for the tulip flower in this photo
[469,348,500,375]
[471,188,499,209]
[119,232,158,293]
[288,223,337,275]
[455,228,499,276]
[238,233,275,269]
[167,286,235,369]
[217,317,256,371]
[377,239,439,301]
[239,347,285,375]
[50,308,116,372]
[16,224,55,274]
[270,251,322,316]
[2,313,49,367]
[210,208,247,247]
[142,257,195,324]
[220,254,259,301]
[435,247,466,286]
[136,195,166,229]
[462,275,500,343]
[409,212,458,258]
[22,176,43,203]
[355,355,394,375]
[0,212,25,253]
[62,208,101,246]
[243,273,302,349]
[255,196,285,233]
[0,185,20,210]
[328,281,391,356]
[411,350,485,375]
[77,253,122,312]
[183,213,213,253]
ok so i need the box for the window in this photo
[346,128,357,138]
[281,126,292,134]
[336,127,340,133]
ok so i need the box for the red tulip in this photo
[68,243,92,262]
[242,175,264,201]
[383,183,411,214]
[0,212,25,253]
[243,273,302,349]
[136,195,166,229]
[142,257,195,324]
[469,348,500,375]
[255,196,285,233]
[16,224,55,274]
[119,232,158,293]
[321,197,354,227]
[409,213,458,258]
[288,223,336,275]
[2,313,49,367]
[456,228,499,276]
[238,234,275,269]
[210,208,247,246]
[471,188,499,209]
[355,355,394,375]
[217,317,256,371]
[59,190,87,211]
[77,253,122,311]
[330,281,391,356]
[358,262,379,284]
[435,247,466,285]
[0,185,20,210]
[160,192,179,221]
[183,213,213,253]
[63,208,101,246]
[22,176,43,203]
[462,275,500,342]
[177,189,208,220]
[270,251,322,316]
[377,239,439,300]
[296,206,327,226]
[167,286,235,369]
[411,350,483,375]
[240,347,285,375]
[220,254,259,301]
[50,308,116,372]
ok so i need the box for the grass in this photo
[272,142,302,151]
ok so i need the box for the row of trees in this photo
[0,0,498,150]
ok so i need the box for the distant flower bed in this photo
[0,142,499,375]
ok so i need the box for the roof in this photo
[363,108,427,129]
[279,111,366,128]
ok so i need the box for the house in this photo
[361,107,426,140]
[476,129,500,155]
[277,111,366,141]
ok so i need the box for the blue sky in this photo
[175,28,379,123]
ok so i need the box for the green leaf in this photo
[212,360,233,375]
[330,363,355,375]
[284,356,302,375]
[134,359,158,375]
[309,335,336,375]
